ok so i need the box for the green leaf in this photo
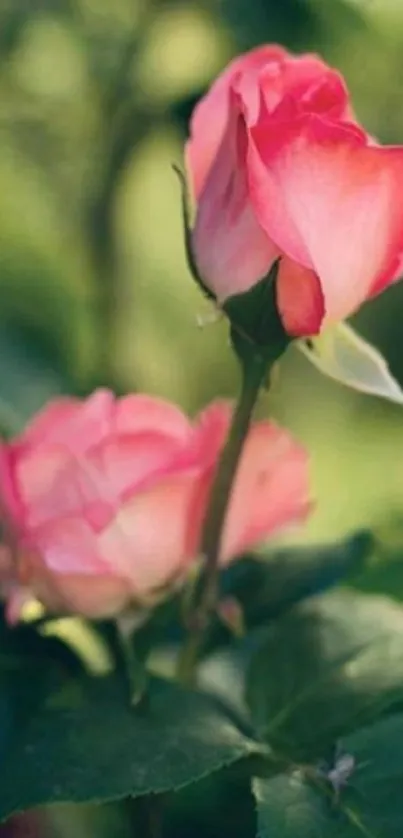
[246,590,403,761]
[220,532,372,628]
[0,674,259,819]
[0,610,85,773]
[253,712,403,838]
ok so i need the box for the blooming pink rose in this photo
[187,44,403,337]
[0,389,310,620]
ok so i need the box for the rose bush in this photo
[0,389,310,620]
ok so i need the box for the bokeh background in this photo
[1,2,403,837]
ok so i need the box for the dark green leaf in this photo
[246,590,403,761]
[0,610,85,771]
[220,532,372,628]
[163,763,256,838]
[353,545,403,602]
[253,712,403,838]
[0,674,258,819]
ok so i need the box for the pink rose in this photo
[187,44,403,336]
[0,389,310,620]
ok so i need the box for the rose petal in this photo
[220,422,311,563]
[16,398,80,447]
[277,257,325,336]
[98,473,202,595]
[114,395,192,442]
[20,540,130,618]
[186,44,289,199]
[190,401,232,466]
[17,389,115,454]
[249,114,403,325]
[186,46,349,200]
[192,92,278,300]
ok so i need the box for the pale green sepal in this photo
[299,321,403,404]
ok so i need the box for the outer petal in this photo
[18,540,131,618]
[114,394,191,442]
[220,422,311,563]
[190,401,232,467]
[186,45,288,198]
[31,517,113,575]
[182,402,234,556]
[38,575,131,619]
[192,92,278,301]
[248,114,403,326]
[17,389,115,455]
[15,445,75,530]
[15,398,80,447]
[98,473,203,595]
[276,257,325,336]
[0,442,24,524]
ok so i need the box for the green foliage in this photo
[220,532,373,629]
[0,673,258,821]
[253,712,403,838]
[246,590,403,762]
[1,535,401,836]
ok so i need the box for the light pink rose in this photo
[0,389,310,620]
[187,44,403,336]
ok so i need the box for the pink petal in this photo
[248,114,403,325]
[0,442,24,525]
[182,403,233,555]
[114,395,191,442]
[276,257,325,336]
[190,401,232,467]
[192,92,278,300]
[98,473,201,596]
[14,445,109,532]
[17,540,130,618]
[268,63,349,120]
[17,389,115,455]
[220,422,311,563]
[33,517,114,575]
[16,398,80,447]
[90,431,189,502]
[5,586,33,625]
[41,574,131,618]
[186,44,288,199]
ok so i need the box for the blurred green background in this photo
[1,0,403,546]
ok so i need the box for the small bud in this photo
[216,597,245,637]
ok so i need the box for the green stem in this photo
[115,617,148,707]
[129,795,165,838]
[177,354,267,684]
